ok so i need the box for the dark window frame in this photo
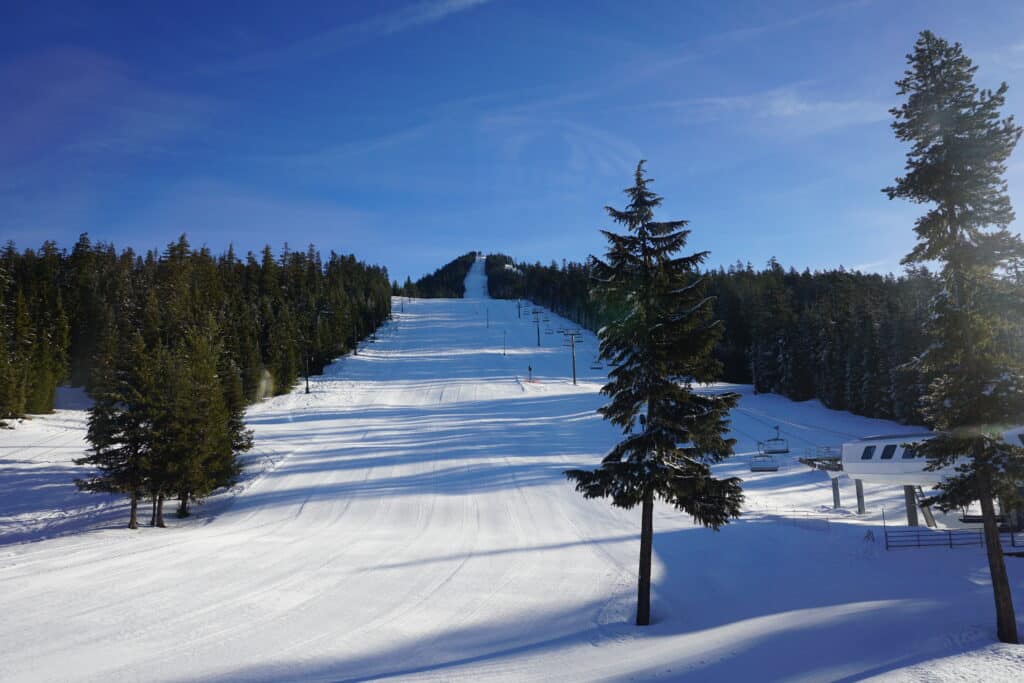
[861,445,876,460]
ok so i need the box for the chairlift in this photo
[545,326,554,335]
[760,425,789,454]
[750,452,780,472]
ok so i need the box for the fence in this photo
[883,525,1022,550]
[747,507,833,533]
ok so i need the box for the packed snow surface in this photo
[2,257,1022,681]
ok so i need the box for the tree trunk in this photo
[155,493,166,528]
[128,490,139,529]
[636,488,654,626]
[149,495,157,526]
[177,491,190,518]
[978,475,1019,644]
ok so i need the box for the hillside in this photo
[1,256,1022,681]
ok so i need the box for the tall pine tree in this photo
[566,161,743,626]
[885,30,1024,644]
[75,328,153,529]
[171,320,249,517]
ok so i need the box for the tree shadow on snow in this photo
[171,522,1020,682]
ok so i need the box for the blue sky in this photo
[3,0,1024,282]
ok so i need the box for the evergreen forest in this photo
[485,253,1024,425]
[1,233,392,525]
[395,251,478,298]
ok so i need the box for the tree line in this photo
[486,253,954,424]
[394,251,478,298]
[1,234,392,527]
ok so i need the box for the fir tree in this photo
[565,161,743,626]
[172,321,248,517]
[0,258,10,422]
[76,329,153,529]
[146,346,181,527]
[886,30,1024,644]
[9,289,33,417]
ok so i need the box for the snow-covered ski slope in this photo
[2,256,1022,682]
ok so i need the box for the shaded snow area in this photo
[2,257,1022,681]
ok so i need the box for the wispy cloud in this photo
[0,45,219,244]
[0,46,214,181]
[438,2,872,138]
[212,0,491,74]
[273,122,438,168]
[655,84,890,136]
[708,0,871,44]
[983,41,1024,72]
[851,259,887,272]
[479,115,641,176]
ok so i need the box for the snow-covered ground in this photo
[1,257,1022,681]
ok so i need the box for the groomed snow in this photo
[1,257,1022,681]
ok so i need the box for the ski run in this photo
[2,257,1022,682]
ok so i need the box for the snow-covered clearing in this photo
[1,257,1022,681]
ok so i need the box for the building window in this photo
[861,445,876,460]
[902,445,917,459]
[881,444,897,460]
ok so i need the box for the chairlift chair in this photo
[760,425,790,454]
[750,452,780,472]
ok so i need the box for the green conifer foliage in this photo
[885,31,1024,644]
[565,162,743,626]
[76,330,153,529]
[0,232,387,526]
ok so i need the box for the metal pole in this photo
[305,354,310,394]
[831,478,841,509]
[571,334,577,385]
[487,308,489,328]
[855,479,865,515]
[536,318,540,346]
[904,485,919,527]
[503,330,506,357]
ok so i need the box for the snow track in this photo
[1,257,1021,681]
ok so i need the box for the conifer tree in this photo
[146,346,180,527]
[172,321,248,517]
[76,329,153,529]
[885,30,1024,644]
[9,289,33,417]
[566,161,743,626]
[220,354,255,471]
[0,258,10,422]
